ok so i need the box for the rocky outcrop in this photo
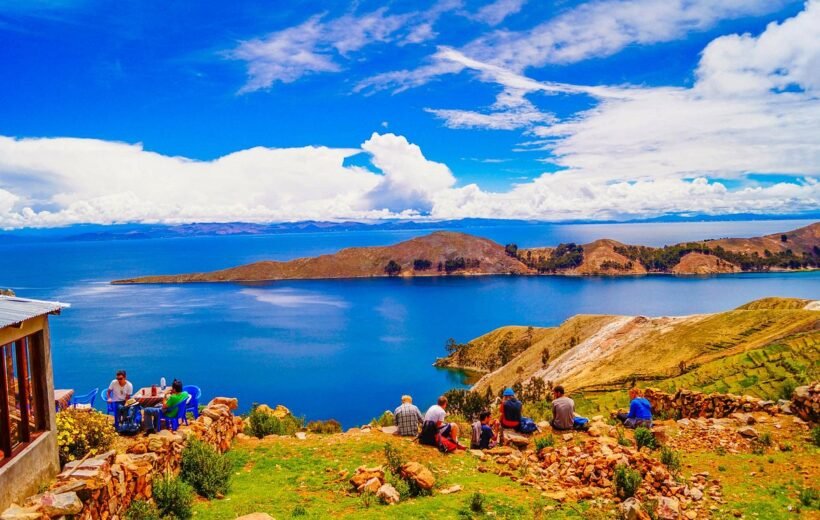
[790,382,819,423]
[671,253,740,275]
[2,397,243,520]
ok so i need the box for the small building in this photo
[0,296,68,511]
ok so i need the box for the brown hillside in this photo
[114,231,531,284]
[671,252,740,274]
[572,239,647,275]
[707,221,819,255]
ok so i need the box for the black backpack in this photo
[419,421,438,446]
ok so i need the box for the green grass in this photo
[193,435,597,519]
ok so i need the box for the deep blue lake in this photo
[1,219,818,426]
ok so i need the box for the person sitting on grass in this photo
[107,369,133,429]
[470,410,497,450]
[420,396,465,450]
[550,385,589,431]
[142,379,189,433]
[616,387,653,428]
[394,394,424,437]
[499,388,523,431]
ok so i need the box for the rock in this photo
[380,425,398,435]
[400,462,435,490]
[562,433,573,441]
[620,497,642,520]
[294,432,307,440]
[690,487,703,501]
[737,426,758,439]
[350,467,385,489]
[39,492,82,516]
[236,433,250,440]
[127,442,147,454]
[377,483,400,504]
[360,477,382,494]
[208,397,239,410]
[684,511,697,519]
[652,426,669,446]
[440,484,462,495]
[503,430,531,448]
[587,421,611,438]
[544,490,567,501]
[655,496,681,520]
[0,505,43,520]
[236,514,274,520]
[486,446,514,456]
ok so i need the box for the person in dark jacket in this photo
[499,388,523,430]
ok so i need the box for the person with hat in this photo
[499,387,523,431]
[107,369,133,429]
[394,395,424,437]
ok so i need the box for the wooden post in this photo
[15,338,31,442]
[0,344,12,458]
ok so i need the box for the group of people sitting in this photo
[106,370,190,434]
[392,384,653,452]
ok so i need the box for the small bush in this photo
[245,406,303,438]
[634,427,657,450]
[780,380,797,400]
[360,489,375,509]
[384,443,406,475]
[616,427,632,447]
[759,432,772,446]
[811,426,820,447]
[660,447,682,475]
[751,441,766,455]
[715,446,727,456]
[535,435,554,451]
[469,492,485,513]
[718,465,727,472]
[291,505,308,516]
[372,410,394,427]
[386,472,411,500]
[780,443,793,452]
[799,488,818,508]
[153,474,194,520]
[305,419,342,434]
[180,438,232,498]
[55,408,116,466]
[124,500,160,520]
[614,464,642,499]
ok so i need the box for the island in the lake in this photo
[113,221,819,284]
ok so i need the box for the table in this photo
[54,389,74,411]
[133,387,171,407]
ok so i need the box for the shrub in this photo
[614,464,642,499]
[535,435,554,451]
[616,427,632,447]
[660,447,682,475]
[124,500,160,520]
[759,432,772,446]
[469,492,485,513]
[372,410,394,427]
[811,426,820,447]
[306,419,342,434]
[55,408,116,466]
[718,465,727,472]
[245,406,303,438]
[384,443,406,475]
[291,505,308,516]
[715,446,727,456]
[799,488,818,508]
[360,490,375,509]
[634,427,657,450]
[153,474,194,520]
[180,437,232,498]
[780,379,797,400]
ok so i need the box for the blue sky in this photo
[0,0,818,227]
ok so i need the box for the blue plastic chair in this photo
[160,395,191,431]
[183,385,201,418]
[72,388,98,409]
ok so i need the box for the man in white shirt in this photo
[421,396,463,448]
[107,370,133,428]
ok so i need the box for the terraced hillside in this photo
[438,297,819,399]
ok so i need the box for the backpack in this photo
[117,404,142,436]
[437,432,459,453]
[503,399,523,423]
[573,416,590,430]
[419,421,438,446]
[470,421,483,449]
[518,417,538,434]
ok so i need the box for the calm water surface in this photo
[1,220,817,426]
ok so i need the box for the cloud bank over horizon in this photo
[0,0,818,229]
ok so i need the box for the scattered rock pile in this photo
[348,462,435,505]
[1,397,242,520]
[667,418,753,453]
[790,382,819,423]
[645,388,779,419]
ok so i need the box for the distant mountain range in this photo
[1,213,819,243]
[113,222,819,284]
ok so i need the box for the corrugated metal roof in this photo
[0,296,69,330]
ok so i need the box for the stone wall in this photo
[644,388,780,419]
[1,397,242,520]
[790,382,819,423]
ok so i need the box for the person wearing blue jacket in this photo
[616,388,653,428]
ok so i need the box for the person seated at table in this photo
[107,370,133,428]
[142,379,189,433]
[616,387,653,429]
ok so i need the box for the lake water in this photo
[1,219,817,426]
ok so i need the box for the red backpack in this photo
[437,432,459,453]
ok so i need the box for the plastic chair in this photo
[160,395,191,431]
[183,385,202,418]
[72,388,99,409]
